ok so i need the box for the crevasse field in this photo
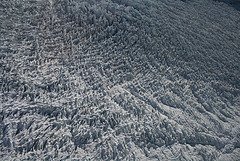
[0,0,240,160]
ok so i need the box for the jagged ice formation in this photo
[0,0,240,160]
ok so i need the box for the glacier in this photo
[0,0,240,160]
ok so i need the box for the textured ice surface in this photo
[0,0,240,160]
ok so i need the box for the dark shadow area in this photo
[214,0,240,11]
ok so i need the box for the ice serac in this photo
[0,0,240,160]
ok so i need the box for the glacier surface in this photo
[0,0,240,160]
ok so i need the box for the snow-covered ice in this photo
[0,0,240,160]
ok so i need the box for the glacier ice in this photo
[0,0,240,160]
